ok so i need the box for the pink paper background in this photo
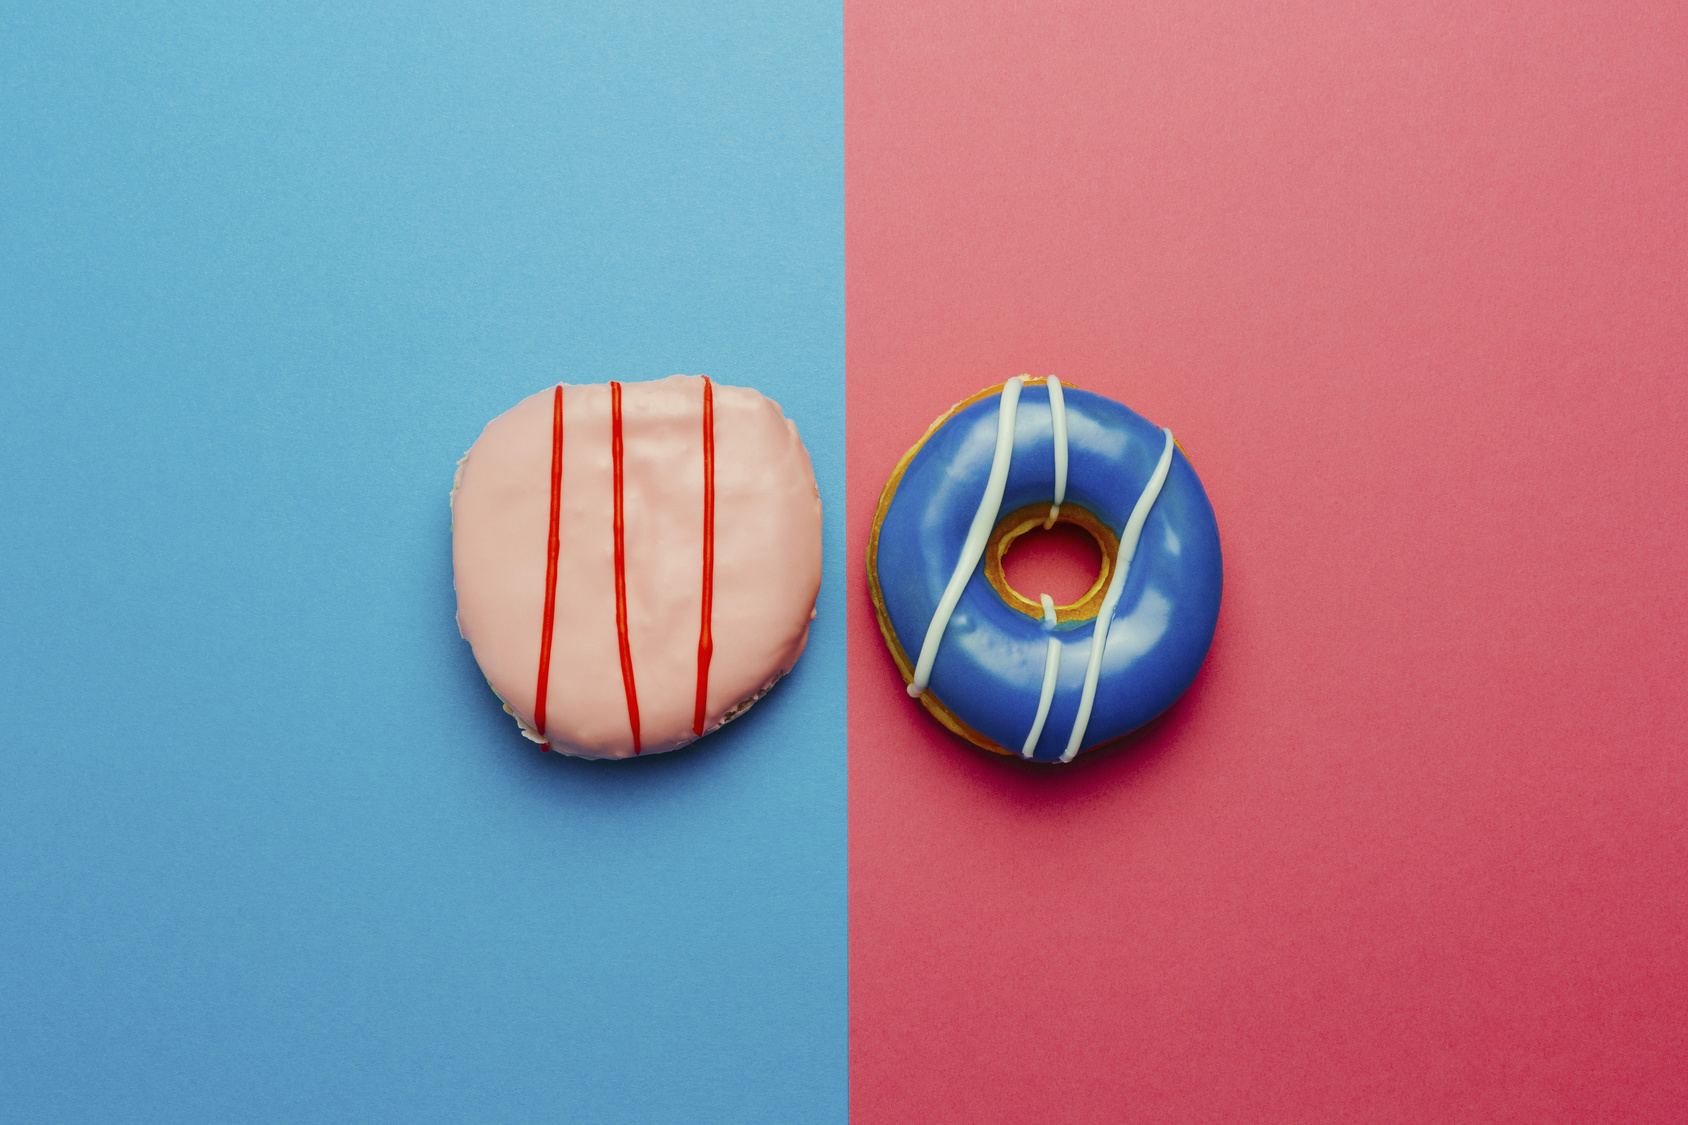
[846,2,1687,1120]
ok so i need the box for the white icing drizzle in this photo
[1022,594,1061,759]
[1061,427,1176,762]
[1043,376,1068,530]
[908,377,1024,698]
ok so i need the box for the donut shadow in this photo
[906,602,1228,805]
[999,660,1207,778]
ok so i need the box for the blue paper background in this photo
[0,3,844,1121]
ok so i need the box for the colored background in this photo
[1,3,843,1123]
[848,1,1686,1121]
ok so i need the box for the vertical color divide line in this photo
[610,381,642,754]
[533,384,565,750]
[693,376,716,737]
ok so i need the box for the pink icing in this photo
[452,376,822,758]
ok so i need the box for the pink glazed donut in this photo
[451,375,822,759]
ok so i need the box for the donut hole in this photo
[1002,522,1103,607]
[983,503,1120,623]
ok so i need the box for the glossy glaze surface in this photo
[874,384,1221,759]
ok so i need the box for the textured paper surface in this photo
[0,4,844,1123]
[847,1,1688,1120]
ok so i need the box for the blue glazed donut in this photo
[867,377,1222,762]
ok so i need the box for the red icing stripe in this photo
[692,377,716,737]
[533,384,564,751]
[610,381,642,754]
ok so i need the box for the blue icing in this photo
[876,384,1222,760]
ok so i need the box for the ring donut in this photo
[868,377,1222,762]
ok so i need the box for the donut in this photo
[868,377,1221,762]
[452,375,822,759]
